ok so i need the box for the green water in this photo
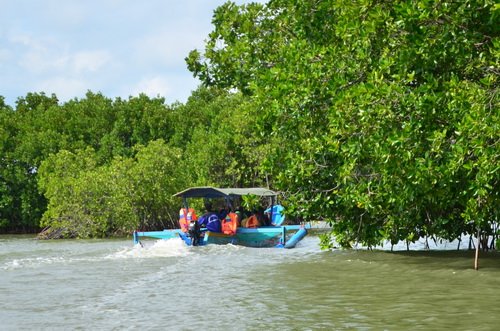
[1,235,499,330]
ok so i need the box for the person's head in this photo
[204,201,213,212]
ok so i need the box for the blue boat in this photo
[133,187,309,248]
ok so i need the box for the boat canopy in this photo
[173,186,278,199]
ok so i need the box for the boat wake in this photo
[3,256,66,270]
[1,238,193,271]
[2,236,323,272]
[109,238,192,259]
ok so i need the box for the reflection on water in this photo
[1,235,499,330]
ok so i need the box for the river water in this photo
[1,234,499,330]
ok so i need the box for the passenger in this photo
[241,214,260,228]
[198,202,222,233]
[221,210,238,235]
[179,207,197,233]
[255,207,269,226]
[218,207,228,221]
[235,207,244,226]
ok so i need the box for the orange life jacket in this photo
[245,215,260,228]
[179,208,197,232]
[221,212,238,235]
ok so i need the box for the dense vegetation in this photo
[188,0,499,248]
[1,0,498,248]
[0,89,267,237]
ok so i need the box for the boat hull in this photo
[133,225,309,248]
[204,228,282,247]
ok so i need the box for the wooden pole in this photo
[474,228,481,270]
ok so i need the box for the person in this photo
[221,210,238,235]
[218,207,228,221]
[241,214,259,228]
[179,207,197,232]
[197,202,222,233]
[255,206,269,226]
[235,207,245,226]
[240,206,268,228]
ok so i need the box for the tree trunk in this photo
[474,228,480,270]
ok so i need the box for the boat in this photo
[133,186,309,248]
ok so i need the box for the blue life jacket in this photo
[265,205,285,226]
[198,212,222,233]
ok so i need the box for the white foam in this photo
[3,256,66,270]
[109,238,191,259]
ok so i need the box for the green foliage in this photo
[241,194,260,211]
[129,140,186,230]
[188,0,499,248]
[1,0,498,247]
[0,101,15,230]
[38,140,185,238]
[0,91,178,233]
[1,86,265,235]
[173,87,269,188]
[0,93,57,232]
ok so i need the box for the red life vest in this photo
[245,215,260,228]
[179,208,197,233]
[221,212,238,235]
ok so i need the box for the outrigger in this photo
[133,187,309,248]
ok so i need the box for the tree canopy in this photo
[0,88,267,237]
[0,0,498,246]
[187,0,499,248]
